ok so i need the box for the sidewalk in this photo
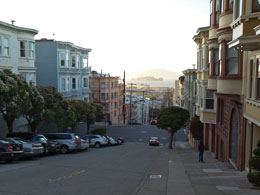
[167,141,260,195]
[137,141,260,195]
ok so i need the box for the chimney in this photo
[11,20,15,25]
[192,64,196,69]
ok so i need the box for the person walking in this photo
[198,141,205,162]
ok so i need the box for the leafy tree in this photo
[0,70,30,133]
[91,127,106,135]
[67,100,86,132]
[23,85,45,133]
[248,140,260,186]
[82,103,96,134]
[94,104,104,122]
[37,86,63,123]
[189,115,203,141]
[157,106,189,149]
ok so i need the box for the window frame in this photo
[3,37,9,57]
[60,77,66,91]
[83,77,89,88]
[252,0,260,13]
[72,78,77,89]
[60,52,66,67]
[205,90,215,110]
[29,42,35,58]
[71,55,76,68]
[20,41,26,57]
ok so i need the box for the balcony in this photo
[229,14,260,50]
[244,99,260,125]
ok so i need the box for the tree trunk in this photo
[169,132,174,149]
[86,123,90,135]
[6,118,14,133]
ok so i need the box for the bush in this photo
[189,116,203,141]
[248,140,260,186]
[90,127,107,135]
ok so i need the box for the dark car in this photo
[150,119,157,125]
[117,137,125,143]
[6,132,60,154]
[0,139,24,163]
[149,137,160,146]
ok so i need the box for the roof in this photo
[0,21,38,34]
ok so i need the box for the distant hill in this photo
[127,69,181,88]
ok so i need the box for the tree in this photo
[157,106,189,149]
[94,104,104,122]
[0,70,30,133]
[67,100,86,132]
[37,86,64,123]
[189,115,203,141]
[82,103,96,134]
[248,140,260,186]
[23,85,45,133]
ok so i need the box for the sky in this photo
[1,0,209,78]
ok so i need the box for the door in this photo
[230,110,238,165]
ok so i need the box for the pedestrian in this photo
[198,141,205,162]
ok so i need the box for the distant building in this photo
[35,39,91,101]
[89,73,123,125]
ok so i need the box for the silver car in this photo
[3,138,44,157]
[82,135,108,148]
[44,133,81,154]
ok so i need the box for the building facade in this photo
[193,27,217,153]
[182,69,197,119]
[89,74,123,125]
[228,0,260,171]
[35,39,91,101]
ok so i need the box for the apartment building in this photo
[228,0,260,171]
[193,27,217,153]
[89,74,123,125]
[0,21,38,84]
[35,39,91,101]
[182,69,197,119]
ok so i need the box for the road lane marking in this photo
[149,175,162,179]
[48,169,86,184]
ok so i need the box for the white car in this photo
[82,135,108,148]
[79,139,89,151]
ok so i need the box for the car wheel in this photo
[94,142,101,148]
[60,145,69,154]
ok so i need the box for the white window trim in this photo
[71,54,77,68]
[83,77,89,88]
[60,77,67,91]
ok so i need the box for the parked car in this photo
[150,119,157,125]
[128,119,141,125]
[0,139,24,163]
[149,137,160,146]
[117,137,125,143]
[104,136,117,146]
[82,135,108,148]
[6,132,59,155]
[79,139,89,151]
[44,133,81,154]
[3,138,44,157]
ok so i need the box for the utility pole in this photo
[141,90,145,124]
[123,71,126,124]
[128,83,136,121]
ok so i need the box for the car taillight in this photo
[156,141,159,143]
[8,146,13,151]
[74,139,79,143]
[82,140,86,143]
[149,140,152,143]
[32,144,40,147]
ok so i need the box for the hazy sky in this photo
[1,0,209,77]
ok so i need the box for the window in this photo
[235,0,242,19]
[101,82,105,88]
[71,56,76,67]
[77,55,80,68]
[3,38,9,56]
[257,59,260,100]
[226,46,238,75]
[111,82,114,88]
[83,58,88,68]
[114,111,117,117]
[229,0,233,10]
[105,82,109,88]
[206,91,214,109]
[210,0,213,25]
[66,54,69,66]
[201,88,204,108]
[197,50,201,71]
[114,92,117,98]
[105,93,109,99]
[60,53,65,66]
[253,0,260,12]
[0,37,2,55]
[61,78,66,91]
[101,93,105,99]
[249,60,254,98]
[114,102,118,108]
[72,78,76,89]
[67,78,70,90]
[216,0,221,24]
[111,93,114,99]
[83,78,88,88]
[29,42,34,58]
[20,41,26,57]
[90,81,94,88]
[214,48,219,76]
[221,0,224,13]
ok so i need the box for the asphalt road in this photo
[0,125,188,195]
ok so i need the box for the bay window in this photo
[29,42,34,58]
[214,48,219,76]
[60,53,65,66]
[3,38,9,56]
[226,46,238,75]
[206,91,214,109]
[20,41,26,57]
[253,0,260,13]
